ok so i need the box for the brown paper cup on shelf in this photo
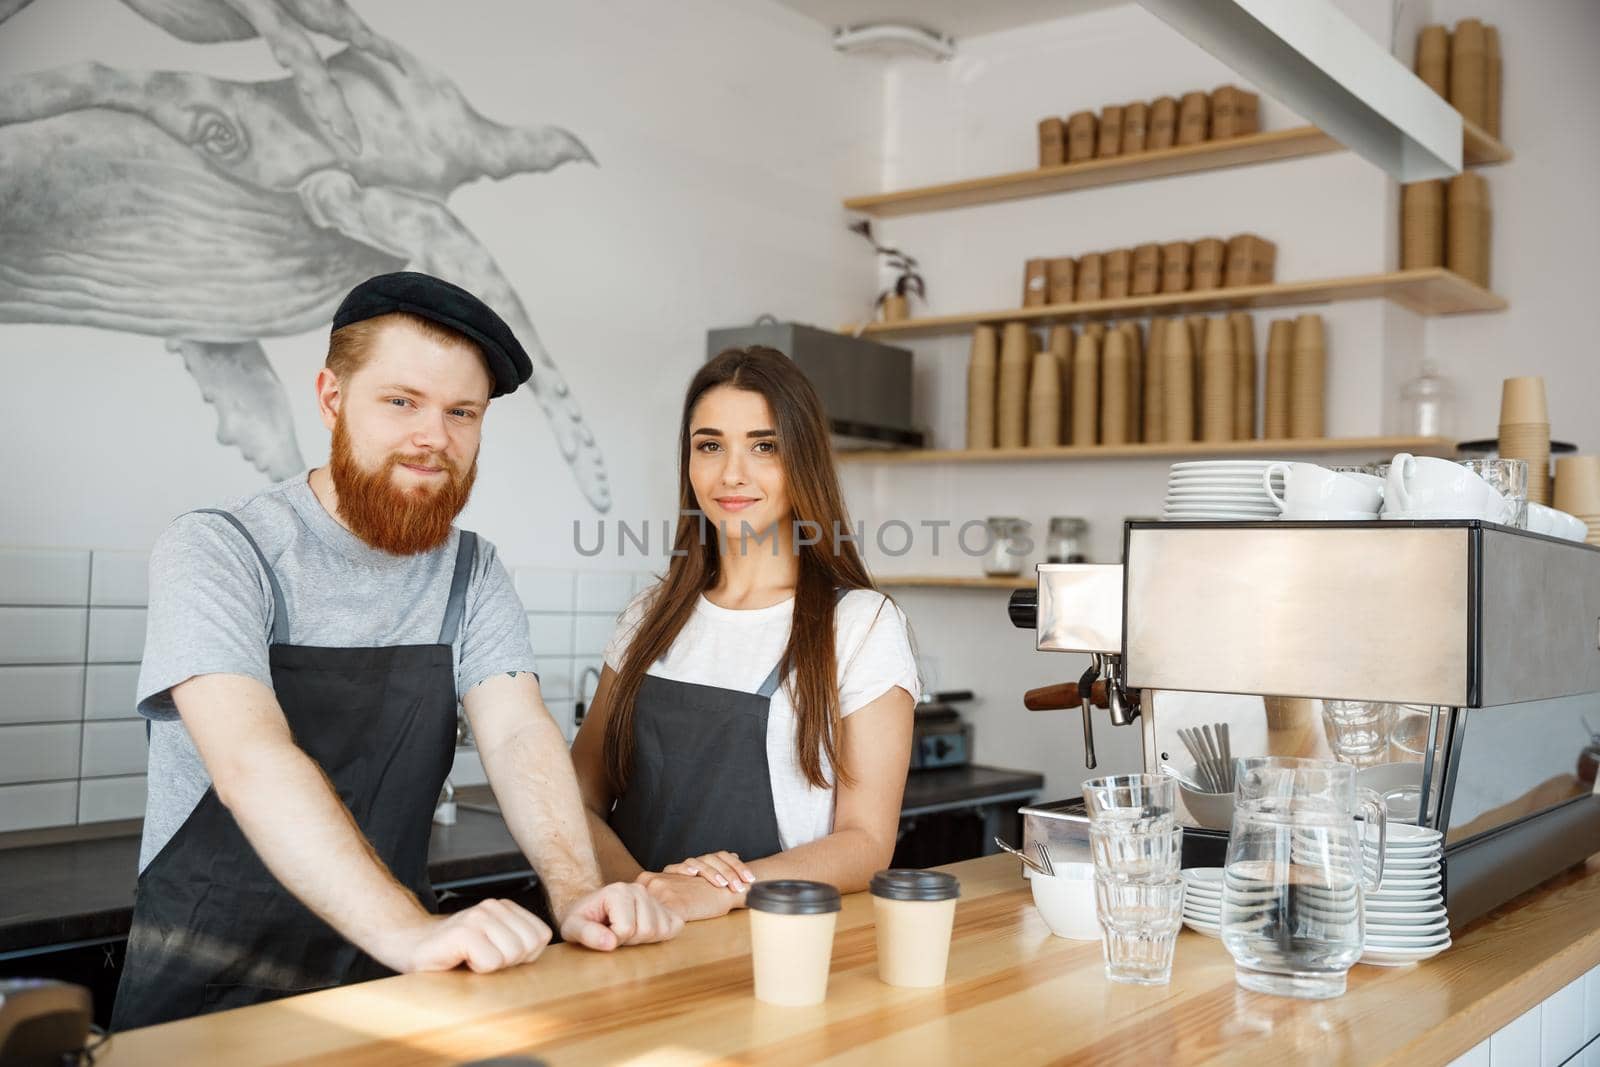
[1131,243,1161,296]
[1201,316,1236,442]
[1038,117,1066,168]
[1230,311,1257,440]
[997,322,1031,449]
[1085,322,1107,343]
[966,326,998,450]
[1028,349,1062,448]
[1402,181,1446,270]
[1187,314,1207,432]
[1264,319,1293,439]
[1050,325,1074,442]
[1160,242,1192,293]
[1290,313,1326,438]
[1097,105,1124,159]
[1250,236,1277,284]
[1067,110,1098,163]
[1143,319,1166,443]
[1148,96,1177,150]
[1022,258,1050,308]
[1071,329,1101,446]
[1076,253,1105,303]
[1485,25,1502,138]
[1177,91,1209,145]
[1161,315,1195,443]
[1553,457,1600,516]
[1122,321,1143,443]
[1450,18,1488,128]
[1103,248,1132,299]
[1101,328,1130,445]
[1121,101,1149,154]
[1447,173,1491,288]
[1416,24,1450,98]
[1192,238,1225,291]
[1224,234,1254,288]
[1500,376,1549,424]
[1210,85,1243,139]
[1046,257,1077,305]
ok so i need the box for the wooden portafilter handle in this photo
[1024,681,1111,710]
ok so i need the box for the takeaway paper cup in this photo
[870,869,961,987]
[747,880,842,1006]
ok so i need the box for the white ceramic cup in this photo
[1262,462,1383,516]
[1526,502,1588,541]
[1029,862,1101,940]
[1382,453,1508,521]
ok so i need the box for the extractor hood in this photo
[1136,0,1463,181]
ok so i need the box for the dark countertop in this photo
[0,764,1043,956]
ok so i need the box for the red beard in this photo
[329,415,478,555]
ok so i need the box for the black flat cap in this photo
[332,271,532,398]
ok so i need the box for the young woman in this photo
[569,346,919,921]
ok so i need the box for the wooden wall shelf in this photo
[844,123,1511,218]
[837,435,1456,466]
[845,269,1503,338]
[875,575,1033,590]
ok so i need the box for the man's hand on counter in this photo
[557,882,685,950]
[382,898,554,973]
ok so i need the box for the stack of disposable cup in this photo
[966,326,998,450]
[1072,328,1101,447]
[1200,316,1235,442]
[997,323,1031,449]
[1142,319,1166,444]
[1553,457,1600,547]
[1498,377,1550,505]
[1101,328,1130,445]
[1263,319,1293,440]
[1230,312,1257,440]
[1161,315,1194,443]
[1289,314,1326,439]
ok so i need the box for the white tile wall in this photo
[574,614,615,657]
[528,613,573,657]
[0,607,86,664]
[1491,1005,1542,1067]
[1543,977,1588,1066]
[0,548,90,606]
[538,661,574,701]
[0,665,83,724]
[0,780,77,832]
[87,608,147,662]
[89,551,149,607]
[78,774,148,823]
[514,570,574,613]
[84,664,141,720]
[81,719,149,778]
[575,572,634,614]
[0,723,82,784]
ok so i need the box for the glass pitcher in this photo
[1219,757,1387,1000]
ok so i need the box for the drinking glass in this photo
[1093,878,1186,985]
[1321,701,1394,767]
[1081,774,1177,831]
[1459,458,1528,528]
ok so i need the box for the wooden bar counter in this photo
[100,852,1600,1065]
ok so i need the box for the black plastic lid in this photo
[870,869,961,902]
[746,880,842,915]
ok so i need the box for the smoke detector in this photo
[831,22,956,62]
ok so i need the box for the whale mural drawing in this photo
[0,0,611,511]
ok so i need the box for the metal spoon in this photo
[1161,761,1214,794]
[994,836,1047,875]
[1218,722,1235,791]
[1034,842,1056,877]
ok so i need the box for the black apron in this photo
[110,510,476,1031]
[608,590,844,873]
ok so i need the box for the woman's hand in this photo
[636,871,742,922]
[664,851,757,892]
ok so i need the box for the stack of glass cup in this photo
[1082,773,1185,985]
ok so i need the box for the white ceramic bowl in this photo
[1178,780,1235,831]
[1030,862,1102,940]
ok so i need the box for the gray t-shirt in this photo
[134,473,537,871]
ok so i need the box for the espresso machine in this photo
[1010,519,1600,928]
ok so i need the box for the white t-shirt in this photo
[602,586,920,852]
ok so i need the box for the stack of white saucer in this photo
[1163,461,1285,521]
[1359,823,1450,966]
[1178,867,1223,937]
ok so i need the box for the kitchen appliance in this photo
[705,320,924,450]
[1010,519,1600,929]
[911,691,974,771]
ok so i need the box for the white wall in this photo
[0,0,883,562]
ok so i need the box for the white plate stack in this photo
[1359,823,1451,966]
[1163,461,1286,521]
[1179,867,1224,937]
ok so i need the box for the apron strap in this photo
[437,530,477,645]
[753,586,851,698]
[192,509,290,645]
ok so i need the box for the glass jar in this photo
[1397,361,1454,438]
[983,517,1031,576]
[1045,517,1089,564]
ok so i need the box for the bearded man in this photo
[112,272,680,1032]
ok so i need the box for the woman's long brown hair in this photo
[603,345,882,794]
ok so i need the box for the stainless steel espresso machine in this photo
[1010,519,1600,928]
